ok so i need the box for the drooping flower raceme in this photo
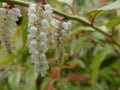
[28,3,52,77]
[0,3,22,55]
[52,20,71,64]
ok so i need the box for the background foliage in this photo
[0,0,120,90]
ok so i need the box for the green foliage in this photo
[106,16,120,29]
[21,19,28,46]
[90,45,111,87]
[97,0,120,11]
[8,70,21,90]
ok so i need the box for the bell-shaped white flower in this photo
[40,68,47,77]
[28,26,37,37]
[62,29,68,37]
[29,14,37,23]
[28,6,36,14]
[62,21,71,30]
[34,63,40,72]
[43,11,52,20]
[40,42,48,53]
[40,53,47,61]
[29,40,37,49]
[39,32,48,42]
[41,19,50,30]
[13,8,22,17]
[44,4,53,13]
[31,51,39,63]
[8,9,16,17]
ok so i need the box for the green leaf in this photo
[97,1,120,10]
[75,37,90,52]
[21,19,28,46]
[87,10,102,18]
[40,77,51,90]
[89,1,120,15]
[106,16,120,29]
[100,54,118,69]
[76,0,85,6]
[67,58,86,69]
[0,55,15,68]
[63,81,78,90]
[92,26,108,40]
[90,46,111,86]
[69,26,94,37]
[92,32,106,40]
[25,70,37,90]
[57,0,73,5]
[8,71,21,90]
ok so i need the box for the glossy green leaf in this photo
[40,77,51,90]
[106,16,120,29]
[8,71,21,90]
[92,32,106,40]
[69,26,94,37]
[100,54,118,69]
[97,1,120,10]
[88,0,120,17]
[25,70,37,90]
[91,46,111,86]
[87,10,102,17]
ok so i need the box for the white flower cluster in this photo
[62,21,72,37]
[0,3,21,55]
[53,20,71,38]
[52,20,71,64]
[28,3,52,77]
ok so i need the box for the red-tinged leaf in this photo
[50,67,60,80]
[48,58,57,65]
[47,79,57,90]
[67,74,90,83]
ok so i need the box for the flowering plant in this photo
[0,0,120,90]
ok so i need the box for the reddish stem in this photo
[4,3,15,9]
[53,16,66,22]
[41,0,47,5]
[70,5,76,15]
[91,16,96,27]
